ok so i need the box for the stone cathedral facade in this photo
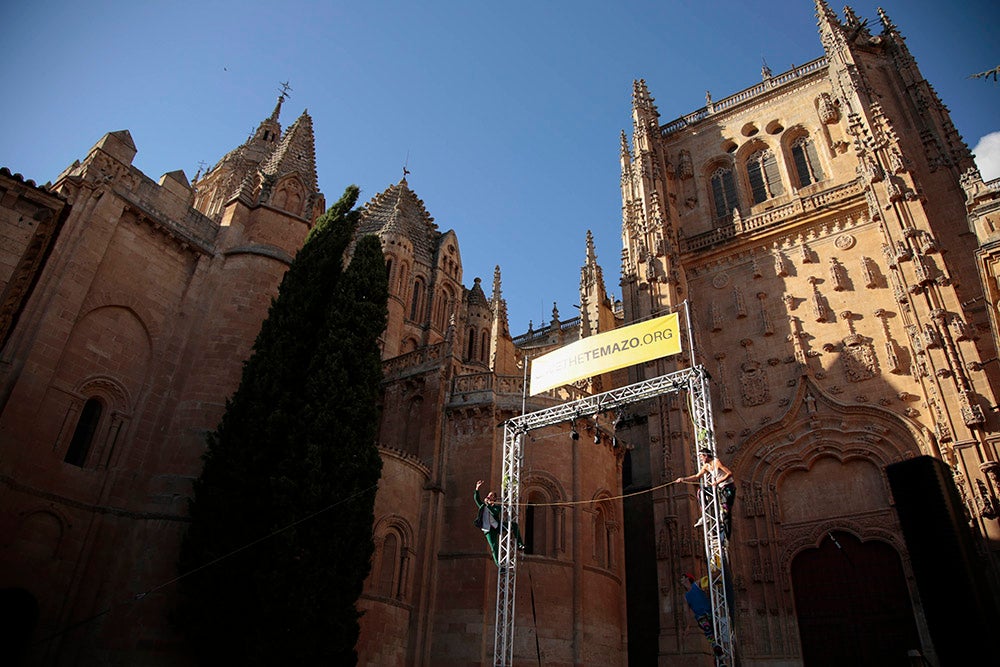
[0,98,627,665]
[617,2,1000,665]
[1,2,999,666]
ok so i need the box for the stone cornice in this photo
[379,445,431,476]
[222,243,294,265]
[120,200,215,256]
[0,473,188,522]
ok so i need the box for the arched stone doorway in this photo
[727,379,936,663]
[791,532,920,666]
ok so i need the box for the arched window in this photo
[479,330,490,363]
[435,285,454,331]
[64,398,102,467]
[377,532,399,598]
[525,492,547,556]
[746,148,783,203]
[370,520,412,602]
[710,166,739,221]
[433,289,443,330]
[409,277,425,321]
[791,135,824,187]
[466,327,476,361]
[402,395,423,457]
[397,262,409,294]
[523,483,564,557]
[593,505,613,569]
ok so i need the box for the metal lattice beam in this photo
[493,364,735,666]
[688,367,735,666]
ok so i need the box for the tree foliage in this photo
[970,64,1000,83]
[175,185,388,665]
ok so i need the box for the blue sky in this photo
[2,1,997,334]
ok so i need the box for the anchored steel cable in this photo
[29,482,380,649]
[513,480,678,507]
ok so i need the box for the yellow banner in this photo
[529,312,682,395]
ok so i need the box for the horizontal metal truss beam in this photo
[507,366,704,433]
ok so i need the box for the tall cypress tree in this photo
[175,186,388,665]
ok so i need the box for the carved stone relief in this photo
[834,233,856,250]
[758,293,773,336]
[718,362,734,413]
[860,256,878,288]
[678,150,693,179]
[751,250,763,279]
[841,334,879,382]
[774,250,790,277]
[817,92,840,124]
[921,323,941,350]
[739,340,769,407]
[808,276,828,322]
[799,241,814,264]
[734,286,747,319]
[913,255,933,285]
[865,189,881,221]
[829,258,848,291]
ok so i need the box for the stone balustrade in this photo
[681,178,865,252]
[661,57,829,136]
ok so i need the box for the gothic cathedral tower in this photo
[0,95,325,663]
[619,3,1000,664]
[353,177,629,666]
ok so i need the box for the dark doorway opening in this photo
[0,587,39,666]
[791,531,921,666]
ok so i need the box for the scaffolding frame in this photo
[493,362,735,666]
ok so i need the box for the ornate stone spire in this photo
[491,264,503,302]
[467,276,489,310]
[842,6,870,39]
[631,79,657,115]
[192,93,287,220]
[235,110,322,219]
[813,0,837,25]
[580,230,607,296]
[814,0,845,54]
[876,6,914,68]
[631,79,660,147]
[259,111,319,191]
[876,6,897,32]
[490,264,508,331]
[357,179,440,264]
[488,265,518,374]
[247,92,285,155]
[268,82,291,121]
[580,230,608,338]
[620,129,635,208]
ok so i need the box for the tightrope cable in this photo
[31,483,379,648]
[513,480,679,507]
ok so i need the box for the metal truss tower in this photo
[493,364,735,666]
